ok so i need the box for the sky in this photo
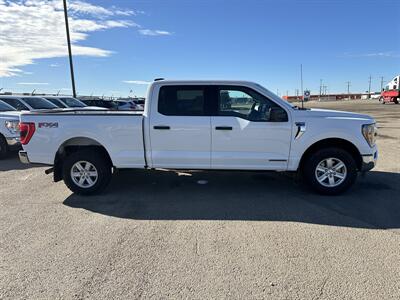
[0,0,399,97]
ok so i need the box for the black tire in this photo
[394,98,399,104]
[0,135,8,159]
[302,147,357,195]
[62,149,112,195]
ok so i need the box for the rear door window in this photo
[158,86,207,116]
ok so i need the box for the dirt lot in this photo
[1,100,399,299]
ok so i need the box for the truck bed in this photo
[20,110,146,168]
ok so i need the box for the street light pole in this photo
[63,0,77,98]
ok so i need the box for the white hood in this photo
[301,108,374,122]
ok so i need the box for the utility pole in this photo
[63,0,77,98]
[300,64,304,109]
[368,75,372,98]
[319,79,323,100]
[380,76,384,91]
[346,81,351,100]
[322,85,327,96]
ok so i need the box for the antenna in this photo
[31,89,36,95]
[56,90,60,96]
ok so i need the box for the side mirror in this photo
[269,107,288,122]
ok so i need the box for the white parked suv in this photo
[0,100,20,158]
[18,80,378,195]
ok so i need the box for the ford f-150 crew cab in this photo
[18,80,378,195]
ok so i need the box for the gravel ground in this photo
[0,100,399,299]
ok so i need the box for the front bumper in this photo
[19,151,30,164]
[360,150,378,172]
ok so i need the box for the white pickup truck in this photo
[19,80,378,195]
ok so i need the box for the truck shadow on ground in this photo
[63,169,400,229]
[0,153,40,171]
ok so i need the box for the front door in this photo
[211,86,292,170]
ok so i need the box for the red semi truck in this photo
[380,75,400,104]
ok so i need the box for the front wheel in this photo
[62,149,112,195]
[302,148,357,195]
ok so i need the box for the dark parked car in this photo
[80,99,118,109]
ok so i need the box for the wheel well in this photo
[299,138,362,171]
[53,137,113,182]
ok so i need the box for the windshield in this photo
[60,97,86,107]
[0,100,16,111]
[254,83,296,109]
[21,97,57,109]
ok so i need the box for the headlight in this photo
[362,123,377,147]
[5,120,20,135]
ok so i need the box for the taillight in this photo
[19,122,35,145]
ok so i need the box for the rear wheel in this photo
[62,149,112,195]
[302,147,357,195]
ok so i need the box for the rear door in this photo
[148,85,212,169]
[211,85,292,170]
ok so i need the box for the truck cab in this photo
[381,75,400,104]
